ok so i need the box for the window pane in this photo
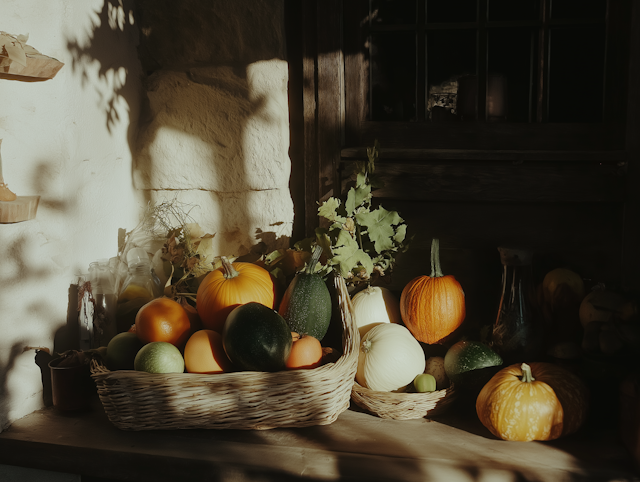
[488,28,536,122]
[551,0,606,20]
[371,0,417,25]
[427,0,477,23]
[488,0,540,21]
[427,29,476,119]
[548,26,605,122]
[370,33,417,121]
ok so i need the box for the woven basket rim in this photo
[91,349,349,380]
[351,380,457,420]
[352,380,456,399]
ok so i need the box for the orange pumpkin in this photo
[184,329,233,374]
[476,362,589,442]
[196,257,276,332]
[286,332,323,370]
[400,238,465,344]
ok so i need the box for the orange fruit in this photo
[134,297,191,348]
[184,329,232,374]
[285,333,323,370]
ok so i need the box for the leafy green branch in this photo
[314,141,411,286]
[259,141,411,289]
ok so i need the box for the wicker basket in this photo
[90,274,358,431]
[351,381,456,421]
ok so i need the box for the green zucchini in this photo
[278,245,332,341]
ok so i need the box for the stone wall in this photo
[134,0,293,258]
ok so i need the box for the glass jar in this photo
[116,248,161,333]
[491,247,544,365]
[88,259,118,348]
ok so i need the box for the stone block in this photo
[135,60,290,192]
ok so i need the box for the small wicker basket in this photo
[90,274,358,431]
[351,381,456,421]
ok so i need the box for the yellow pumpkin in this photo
[476,362,589,442]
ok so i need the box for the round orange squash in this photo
[134,297,192,348]
[400,238,465,344]
[196,257,276,332]
[184,329,233,374]
[286,333,323,370]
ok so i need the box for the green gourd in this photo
[278,245,332,341]
[443,340,503,386]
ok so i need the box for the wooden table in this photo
[0,395,637,482]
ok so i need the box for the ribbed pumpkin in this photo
[400,238,465,344]
[196,257,276,332]
[476,362,589,442]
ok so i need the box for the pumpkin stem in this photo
[520,363,535,383]
[305,244,324,275]
[430,238,444,278]
[361,339,372,354]
[220,256,240,279]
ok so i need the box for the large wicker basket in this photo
[351,381,456,421]
[90,274,358,431]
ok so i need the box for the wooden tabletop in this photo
[0,395,637,482]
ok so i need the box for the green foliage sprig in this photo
[313,141,411,286]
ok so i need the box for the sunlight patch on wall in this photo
[134,126,217,190]
[242,59,291,190]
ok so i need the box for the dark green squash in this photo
[443,340,503,386]
[222,302,292,372]
[278,245,332,341]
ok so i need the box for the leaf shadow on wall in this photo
[0,231,81,426]
[66,0,141,149]
[0,1,141,426]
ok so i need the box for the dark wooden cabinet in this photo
[286,0,640,335]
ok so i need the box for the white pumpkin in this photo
[351,285,402,338]
[356,323,426,392]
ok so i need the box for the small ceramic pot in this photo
[48,357,93,412]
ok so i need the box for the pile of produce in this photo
[353,237,463,395]
[100,244,339,376]
[81,142,634,443]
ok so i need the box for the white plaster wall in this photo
[0,0,143,430]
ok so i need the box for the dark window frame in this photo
[344,0,632,151]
